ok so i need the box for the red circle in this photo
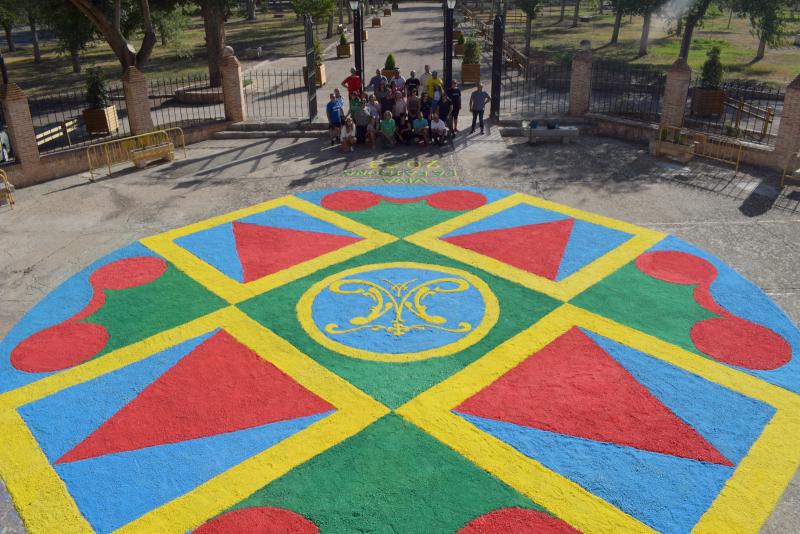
[458,508,581,534]
[194,507,319,534]
[426,190,487,211]
[691,316,792,370]
[10,322,109,373]
[321,190,382,212]
[89,257,167,291]
[635,251,717,286]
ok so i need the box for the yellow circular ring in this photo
[297,262,499,362]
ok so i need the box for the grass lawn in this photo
[3,10,317,96]
[473,6,800,86]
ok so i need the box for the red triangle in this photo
[57,330,334,464]
[233,222,363,283]
[456,327,731,466]
[441,220,574,281]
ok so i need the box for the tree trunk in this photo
[572,1,580,27]
[246,0,257,21]
[326,15,334,38]
[524,14,532,61]
[679,0,712,59]
[727,8,734,29]
[3,23,14,52]
[29,15,41,63]
[755,37,766,61]
[339,0,344,24]
[559,0,567,23]
[611,9,622,43]
[675,17,683,37]
[639,12,651,56]
[201,0,226,87]
[70,46,81,73]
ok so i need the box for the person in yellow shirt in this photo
[426,71,444,111]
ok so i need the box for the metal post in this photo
[354,6,364,91]
[444,7,454,90]
[304,15,318,121]
[490,13,504,120]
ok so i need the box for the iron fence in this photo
[149,74,226,130]
[500,61,571,116]
[244,69,308,120]
[0,106,13,165]
[28,84,130,155]
[684,78,783,146]
[590,61,666,123]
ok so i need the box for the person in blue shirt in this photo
[326,93,345,146]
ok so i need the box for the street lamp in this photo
[349,0,364,93]
[444,0,457,90]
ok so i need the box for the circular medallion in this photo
[297,262,499,362]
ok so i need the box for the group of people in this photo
[326,65,491,153]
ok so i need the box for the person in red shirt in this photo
[342,68,362,96]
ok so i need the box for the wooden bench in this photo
[529,126,579,145]
[0,169,15,209]
[129,142,175,169]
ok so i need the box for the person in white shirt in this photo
[419,65,432,93]
[430,113,447,145]
[340,116,357,153]
[392,71,406,94]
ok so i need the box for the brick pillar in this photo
[774,74,800,164]
[660,59,692,129]
[122,66,154,134]
[221,52,246,123]
[568,48,592,116]
[1,83,40,170]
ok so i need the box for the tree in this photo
[735,0,789,61]
[244,0,256,21]
[0,0,16,52]
[40,0,97,73]
[572,0,580,27]
[625,0,667,56]
[677,0,713,59]
[198,0,229,87]
[291,0,336,37]
[516,0,542,62]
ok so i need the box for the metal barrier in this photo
[0,168,14,209]
[86,127,186,182]
[693,133,744,175]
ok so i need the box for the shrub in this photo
[457,33,465,45]
[463,38,480,64]
[385,53,397,70]
[85,68,110,109]
[340,33,348,46]
[314,38,324,66]
[701,46,724,89]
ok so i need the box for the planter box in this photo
[336,43,352,58]
[691,88,725,117]
[372,17,382,27]
[382,68,399,79]
[654,139,695,164]
[302,64,327,88]
[362,30,368,41]
[453,30,463,41]
[454,43,465,57]
[384,8,392,16]
[461,63,481,85]
[83,105,119,136]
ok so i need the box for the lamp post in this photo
[444,0,456,90]
[350,0,364,92]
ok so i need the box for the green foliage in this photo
[313,37,324,66]
[735,0,790,48]
[291,0,336,22]
[40,0,97,58]
[515,0,542,18]
[153,6,193,59]
[700,45,724,87]
[385,53,396,70]
[463,38,480,64]
[340,32,348,45]
[85,68,110,109]
[457,33,465,45]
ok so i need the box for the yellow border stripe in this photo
[141,196,396,304]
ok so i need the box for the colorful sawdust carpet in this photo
[1,186,799,534]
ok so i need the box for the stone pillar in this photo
[568,48,592,117]
[660,59,692,130]
[221,50,246,123]
[1,83,40,170]
[774,75,800,164]
[122,66,154,134]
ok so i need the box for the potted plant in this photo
[372,7,382,27]
[454,33,466,57]
[461,38,481,84]
[382,53,399,79]
[653,128,695,163]
[384,6,392,16]
[303,38,326,87]
[362,28,369,41]
[82,68,119,135]
[336,33,352,58]
[692,46,725,117]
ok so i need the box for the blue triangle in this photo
[175,224,244,282]
[457,412,732,534]
[556,220,632,281]
[55,411,332,533]
[443,204,569,238]
[582,330,775,465]
[19,331,216,463]
[239,205,359,237]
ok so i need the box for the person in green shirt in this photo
[349,93,363,120]
[379,111,397,148]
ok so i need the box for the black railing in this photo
[500,61,571,116]
[684,78,783,146]
[28,84,130,155]
[590,61,666,123]
[244,70,309,120]
[149,74,226,130]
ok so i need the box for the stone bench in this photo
[528,126,579,144]
[129,142,175,169]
